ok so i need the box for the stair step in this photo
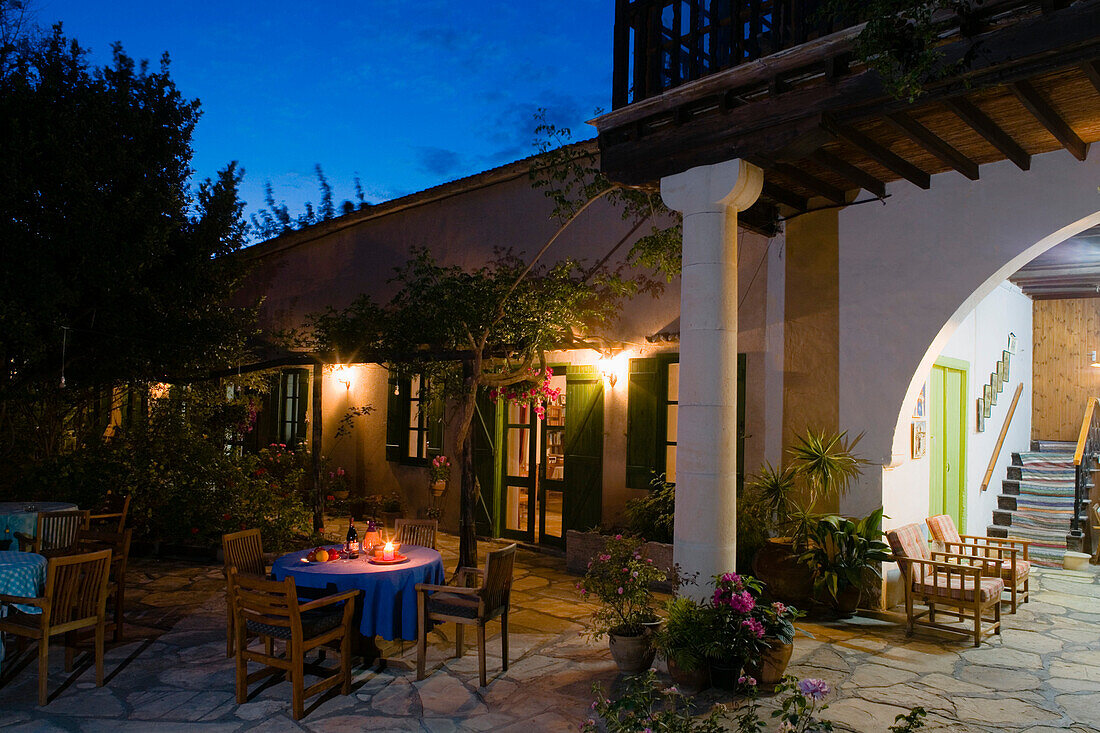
[1032,440,1078,453]
[987,525,1008,538]
[1001,480,1019,495]
[996,494,1088,512]
[992,508,1086,527]
[1007,466,1022,480]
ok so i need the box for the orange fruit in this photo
[315,549,329,562]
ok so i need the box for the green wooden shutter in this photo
[385,372,406,461]
[426,388,444,458]
[258,373,280,447]
[564,366,604,533]
[626,357,658,489]
[291,368,309,449]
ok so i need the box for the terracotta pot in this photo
[431,480,447,497]
[752,538,814,605]
[746,639,794,691]
[332,490,349,500]
[609,631,656,675]
[708,659,743,691]
[666,657,709,692]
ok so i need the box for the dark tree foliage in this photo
[249,166,371,241]
[0,19,257,477]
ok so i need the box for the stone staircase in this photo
[987,440,1089,567]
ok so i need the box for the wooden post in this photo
[311,360,324,532]
[459,358,479,571]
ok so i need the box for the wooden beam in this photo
[885,111,980,181]
[1082,59,1100,96]
[822,117,931,189]
[1010,79,1089,161]
[944,97,1031,171]
[809,149,886,198]
[769,162,846,204]
[762,180,809,211]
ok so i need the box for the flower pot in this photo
[832,585,861,618]
[430,480,447,497]
[708,659,743,691]
[752,538,814,606]
[667,657,709,692]
[608,631,656,675]
[745,639,794,692]
[380,511,404,531]
[332,490,349,500]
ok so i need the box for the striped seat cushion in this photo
[925,515,961,544]
[913,575,1004,603]
[996,559,1029,581]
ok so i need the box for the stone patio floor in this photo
[2,533,1100,732]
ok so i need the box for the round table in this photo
[0,502,77,551]
[0,551,47,673]
[272,545,445,642]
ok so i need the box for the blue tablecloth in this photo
[273,545,445,642]
[0,551,47,673]
[0,502,77,551]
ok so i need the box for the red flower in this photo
[222,513,231,521]
[326,494,335,502]
[191,527,199,535]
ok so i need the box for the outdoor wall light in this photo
[596,350,630,388]
[330,364,354,389]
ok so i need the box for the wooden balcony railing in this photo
[611,0,850,108]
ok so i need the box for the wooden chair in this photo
[87,493,131,533]
[227,568,358,720]
[926,514,1030,612]
[74,527,132,642]
[887,523,1003,647]
[416,543,516,687]
[0,549,113,705]
[222,529,267,657]
[395,518,438,550]
[15,510,90,557]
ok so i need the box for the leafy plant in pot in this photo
[799,508,892,617]
[704,572,767,690]
[577,534,666,674]
[745,599,805,691]
[653,596,713,691]
[748,430,868,605]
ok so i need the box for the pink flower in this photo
[614,534,622,540]
[798,678,830,700]
[772,601,788,614]
[337,467,345,476]
[741,618,765,638]
[738,675,757,686]
[617,587,624,594]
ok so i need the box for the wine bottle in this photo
[346,518,360,559]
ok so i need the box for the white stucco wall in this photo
[838,149,1100,524]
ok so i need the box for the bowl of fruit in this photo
[304,547,343,563]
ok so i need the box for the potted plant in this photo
[704,572,767,690]
[429,455,451,497]
[380,491,405,529]
[749,430,868,605]
[746,599,804,691]
[577,534,666,674]
[653,596,712,691]
[798,508,892,616]
[328,466,350,500]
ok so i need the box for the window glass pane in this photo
[665,445,677,483]
[507,427,530,477]
[666,404,678,442]
[545,428,565,480]
[410,373,422,397]
[545,374,567,426]
[408,430,421,458]
[544,489,564,538]
[506,485,529,531]
[507,401,529,425]
[667,362,679,402]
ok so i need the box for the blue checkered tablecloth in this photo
[0,502,77,551]
[0,550,46,674]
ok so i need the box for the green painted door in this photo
[563,366,604,536]
[930,362,967,530]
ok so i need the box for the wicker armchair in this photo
[926,514,1030,612]
[887,523,1003,646]
[416,543,516,687]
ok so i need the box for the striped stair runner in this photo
[988,442,1082,568]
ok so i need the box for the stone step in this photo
[1031,439,1078,452]
[1001,480,1019,495]
[996,494,1088,512]
[992,508,1086,527]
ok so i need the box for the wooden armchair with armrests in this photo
[926,514,1030,612]
[87,493,131,533]
[416,543,516,687]
[395,518,438,550]
[222,528,267,657]
[73,527,132,642]
[15,510,90,557]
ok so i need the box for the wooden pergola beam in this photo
[769,162,846,204]
[762,180,809,211]
[885,111,980,181]
[944,97,1031,171]
[809,149,886,198]
[1010,79,1089,161]
[1082,59,1100,96]
[823,117,930,189]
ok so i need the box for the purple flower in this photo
[729,590,756,614]
[798,678,830,700]
[741,618,765,638]
[738,675,757,686]
[617,587,624,595]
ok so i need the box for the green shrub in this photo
[625,473,675,544]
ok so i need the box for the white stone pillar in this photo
[661,159,763,598]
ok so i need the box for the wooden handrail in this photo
[1075,397,1100,466]
[980,382,1024,493]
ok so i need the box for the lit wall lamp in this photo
[330,365,354,390]
[596,350,631,388]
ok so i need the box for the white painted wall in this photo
[837,149,1100,526]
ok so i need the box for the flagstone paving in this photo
[2,533,1100,732]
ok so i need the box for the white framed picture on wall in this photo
[977,400,986,432]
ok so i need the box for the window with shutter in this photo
[626,357,658,489]
[385,369,443,464]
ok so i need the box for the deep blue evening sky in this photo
[38,1,611,226]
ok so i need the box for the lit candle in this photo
[383,541,395,561]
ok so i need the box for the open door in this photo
[930,358,968,531]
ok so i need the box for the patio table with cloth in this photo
[0,502,77,551]
[0,551,47,673]
[272,545,445,641]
